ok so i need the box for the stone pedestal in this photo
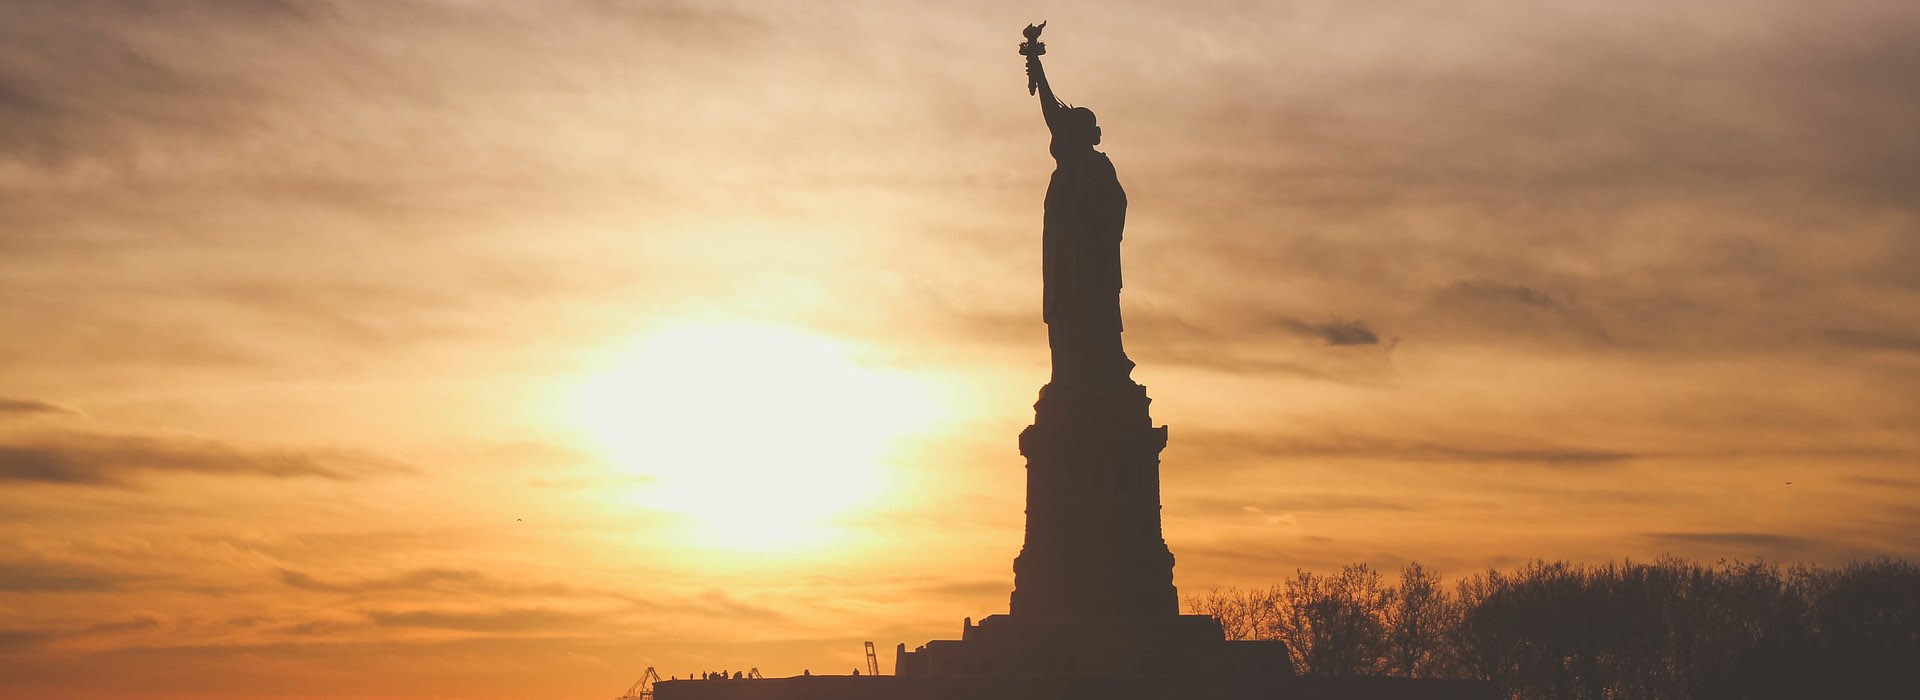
[892,380,1288,680]
[1011,380,1177,619]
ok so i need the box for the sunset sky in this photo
[3,1,1917,697]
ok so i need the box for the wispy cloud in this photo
[0,398,78,417]
[1648,532,1816,549]
[0,616,161,653]
[364,608,594,633]
[0,559,135,592]
[0,432,412,486]
[1273,318,1381,346]
[275,567,602,601]
[693,590,788,621]
[1175,493,1414,516]
[1187,428,1644,469]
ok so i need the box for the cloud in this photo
[1114,310,1395,383]
[1135,345,1354,382]
[275,567,596,600]
[1639,531,1897,563]
[1648,532,1813,549]
[1114,2,1920,367]
[365,608,593,633]
[1175,493,1414,516]
[1273,318,1380,346]
[0,398,77,417]
[0,559,134,592]
[1187,429,1643,469]
[0,616,161,653]
[1849,475,1920,491]
[275,568,363,593]
[1640,532,1861,561]
[1437,281,1562,310]
[0,629,52,653]
[77,617,162,635]
[1822,328,1920,354]
[0,432,412,486]
[913,579,1009,600]
[275,619,354,637]
[0,1,331,168]
[1417,280,1617,347]
[692,590,788,621]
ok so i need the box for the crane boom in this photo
[616,666,661,700]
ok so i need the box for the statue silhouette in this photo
[1025,26,1135,390]
[650,26,1502,700]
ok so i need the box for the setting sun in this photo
[572,323,944,550]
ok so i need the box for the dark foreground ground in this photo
[654,674,1497,700]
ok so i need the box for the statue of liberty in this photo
[1021,23,1135,390]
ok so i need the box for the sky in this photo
[2,0,1917,697]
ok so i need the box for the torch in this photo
[1019,21,1047,95]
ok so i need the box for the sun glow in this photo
[573,322,944,552]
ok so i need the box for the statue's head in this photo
[1062,106,1101,147]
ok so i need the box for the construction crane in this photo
[864,641,880,676]
[616,667,661,700]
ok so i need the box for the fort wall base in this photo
[654,674,1499,700]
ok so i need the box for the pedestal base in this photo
[655,673,1499,700]
[896,613,1289,679]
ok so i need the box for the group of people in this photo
[683,668,857,680]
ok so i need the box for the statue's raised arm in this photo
[1020,22,1067,131]
[1020,22,1101,159]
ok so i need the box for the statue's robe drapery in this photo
[1042,149,1134,387]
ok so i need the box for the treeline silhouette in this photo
[1186,558,1918,699]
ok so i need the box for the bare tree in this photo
[1276,564,1390,675]
[1186,586,1281,641]
[1384,562,1455,678]
[1201,556,1919,696]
